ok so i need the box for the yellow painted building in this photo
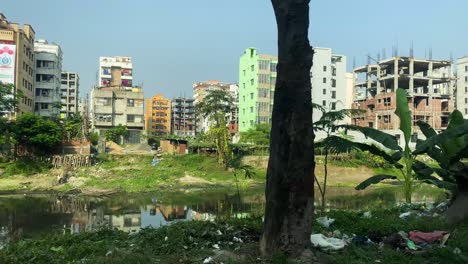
[146,94,171,136]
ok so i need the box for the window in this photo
[465,98,468,104]
[395,134,401,145]
[243,83,245,89]
[331,102,336,110]
[270,76,276,85]
[259,60,269,70]
[331,91,336,99]
[127,99,135,107]
[466,76,468,82]
[250,120,254,126]
[250,93,254,99]
[465,87,467,93]
[250,79,254,85]
[323,77,326,84]
[382,115,391,123]
[270,62,277,72]
[465,65,468,72]
[332,79,336,87]
[411,133,418,143]
[384,97,391,106]
[243,70,246,76]
[323,66,327,72]
[243,108,245,114]
[322,89,326,95]
[465,109,468,115]
[322,100,326,106]
[258,74,270,84]
[243,96,245,102]
[250,106,254,113]
[258,88,269,98]
[368,122,373,128]
[251,65,254,72]
[127,115,135,123]
[40,103,48,110]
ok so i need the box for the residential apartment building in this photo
[146,94,171,137]
[0,13,35,118]
[34,39,62,117]
[456,57,468,118]
[91,56,144,143]
[193,80,239,134]
[352,56,454,146]
[238,48,277,132]
[171,97,196,136]
[60,72,79,118]
[311,47,350,124]
[99,56,132,88]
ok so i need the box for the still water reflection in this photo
[0,186,443,245]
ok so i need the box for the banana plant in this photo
[348,88,417,203]
[412,110,468,195]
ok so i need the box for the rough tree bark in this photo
[261,0,315,257]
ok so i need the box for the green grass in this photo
[76,154,266,193]
[1,209,467,263]
[0,158,51,177]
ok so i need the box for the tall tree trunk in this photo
[261,0,315,257]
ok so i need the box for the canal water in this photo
[0,186,444,246]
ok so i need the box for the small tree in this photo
[313,103,364,212]
[105,124,128,144]
[14,113,62,155]
[240,124,271,146]
[196,90,234,168]
[0,83,20,113]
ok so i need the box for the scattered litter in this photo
[212,244,220,249]
[316,216,335,228]
[436,202,448,211]
[407,240,417,251]
[352,235,374,246]
[105,251,112,257]
[311,234,346,251]
[362,211,372,219]
[203,257,213,263]
[383,233,405,249]
[216,230,222,235]
[408,231,449,245]
[332,230,341,238]
[399,212,411,219]
[397,231,408,240]
[164,236,168,241]
[454,248,462,255]
[233,237,243,243]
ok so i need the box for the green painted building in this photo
[238,48,277,132]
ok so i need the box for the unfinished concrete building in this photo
[352,57,454,143]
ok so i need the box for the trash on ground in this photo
[383,233,406,249]
[311,234,346,251]
[399,212,411,219]
[454,247,462,255]
[316,216,335,228]
[352,235,374,246]
[408,231,449,245]
[362,211,372,219]
[406,240,417,250]
[203,257,213,263]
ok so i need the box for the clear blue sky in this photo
[2,0,466,99]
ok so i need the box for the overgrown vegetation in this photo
[1,208,467,263]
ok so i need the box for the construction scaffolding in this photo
[352,56,455,133]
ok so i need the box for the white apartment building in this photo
[99,56,132,88]
[311,47,350,124]
[60,72,79,118]
[457,57,468,118]
[34,39,62,117]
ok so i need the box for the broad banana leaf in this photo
[414,120,468,157]
[355,174,398,190]
[339,125,402,151]
[394,88,412,150]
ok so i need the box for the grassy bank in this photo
[1,208,466,263]
[0,154,267,194]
